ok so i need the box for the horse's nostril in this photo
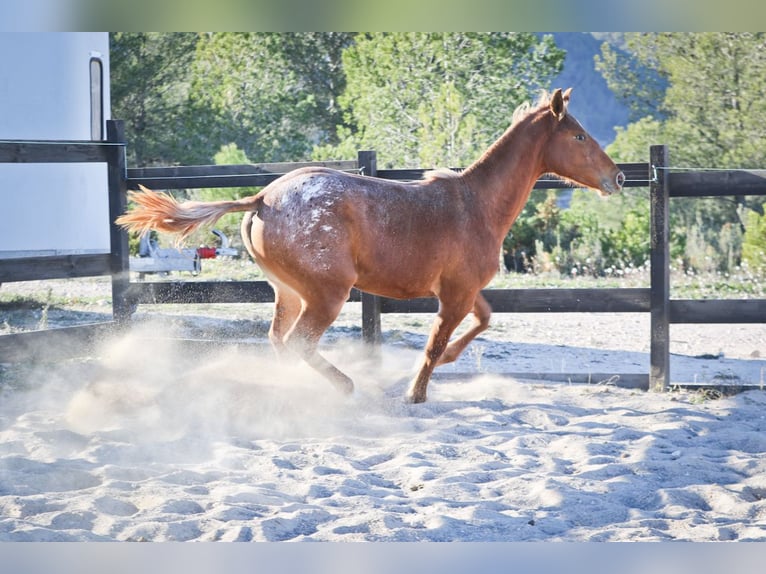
[616,171,626,189]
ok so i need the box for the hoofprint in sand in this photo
[1,278,766,542]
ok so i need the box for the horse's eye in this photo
[574,134,587,141]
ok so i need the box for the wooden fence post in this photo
[650,145,670,391]
[358,150,383,346]
[107,120,132,323]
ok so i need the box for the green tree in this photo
[595,34,668,123]
[315,33,565,168]
[503,190,558,272]
[598,33,766,273]
[600,33,766,169]
[416,82,480,167]
[188,32,353,164]
[264,32,352,146]
[742,210,766,272]
[111,33,353,166]
[110,32,198,167]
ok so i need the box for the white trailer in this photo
[0,32,111,260]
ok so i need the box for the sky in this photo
[1,0,764,32]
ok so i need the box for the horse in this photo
[117,88,624,404]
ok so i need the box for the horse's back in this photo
[248,166,472,299]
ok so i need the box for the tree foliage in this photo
[595,35,667,123]
[595,33,766,274]
[598,33,766,169]
[315,33,564,168]
[188,32,353,164]
[508,34,766,277]
[742,210,766,272]
[110,33,198,166]
[111,32,352,167]
[112,32,564,169]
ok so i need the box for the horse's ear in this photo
[563,87,572,102]
[550,88,567,120]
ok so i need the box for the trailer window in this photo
[90,57,104,140]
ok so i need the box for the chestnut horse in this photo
[117,88,624,403]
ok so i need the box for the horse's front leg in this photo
[406,296,474,404]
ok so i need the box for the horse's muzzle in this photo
[600,171,625,195]
[616,171,626,190]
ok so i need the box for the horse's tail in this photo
[116,185,262,240]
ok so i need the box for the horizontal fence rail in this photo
[127,160,360,190]
[0,323,116,363]
[667,169,766,197]
[0,139,121,163]
[0,253,113,283]
[376,162,651,188]
[128,161,650,190]
[668,299,766,324]
[125,282,651,313]
[127,280,281,305]
[123,281,766,324]
[379,288,651,314]
[0,137,125,284]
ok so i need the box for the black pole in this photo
[106,119,132,323]
[650,145,670,391]
[358,150,382,347]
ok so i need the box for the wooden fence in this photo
[2,120,765,391]
[0,122,127,361]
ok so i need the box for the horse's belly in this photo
[353,258,440,300]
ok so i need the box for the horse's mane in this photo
[423,168,461,181]
[423,91,556,181]
[511,90,554,126]
[511,101,533,125]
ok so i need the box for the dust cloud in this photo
[55,321,420,449]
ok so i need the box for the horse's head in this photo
[542,88,624,196]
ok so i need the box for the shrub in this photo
[742,209,766,273]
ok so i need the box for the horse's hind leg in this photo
[268,284,302,358]
[283,290,354,395]
[436,293,491,366]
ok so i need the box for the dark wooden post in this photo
[650,145,670,391]
[358,150,383,346]
[106,120,132,323]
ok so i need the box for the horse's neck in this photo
[463,115,547,239]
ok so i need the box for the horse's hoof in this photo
[333,378,355,395]
[405,392,427,404]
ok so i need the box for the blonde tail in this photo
[116,185,260,240]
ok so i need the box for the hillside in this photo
[548,32,629,146]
